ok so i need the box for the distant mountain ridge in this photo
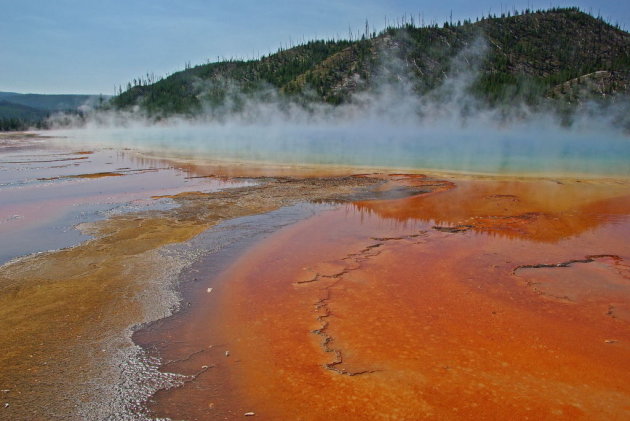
[110,7,630,117]
[0,92,21,100]
[0,100,48,120]
[0,92,107,131]
[0,92,103,112]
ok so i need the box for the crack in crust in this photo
[162,348,211,368]
[512,254,623,275]
[304,232,428,375]
[432,225,473,233]
[512,254,630,311]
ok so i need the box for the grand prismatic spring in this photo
[1,129,629,421]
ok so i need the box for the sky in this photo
[1,0,628,95]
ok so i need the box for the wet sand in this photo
[141,176,630,420]
[2,132,630,420]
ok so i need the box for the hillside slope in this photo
[0,101,48,120]
[0,92,108,131]
[0,93,103,112]
[110,8,629,117]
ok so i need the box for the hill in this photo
[0,93,104,112]
[0,99,49,131]
[110,8,630,118]
[0,92,21,100]
[0,92,107,131]
[0,100,48,120]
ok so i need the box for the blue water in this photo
[53,121,630,176]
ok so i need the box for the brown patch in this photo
[39,171,125,180]
[2,156,89,164]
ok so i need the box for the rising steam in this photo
[48,38,630,177]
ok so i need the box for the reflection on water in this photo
[350,178,630,242]
[0,137,252,263]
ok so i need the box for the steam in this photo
[47,37,630,177]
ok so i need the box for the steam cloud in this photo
[49,38,630,176]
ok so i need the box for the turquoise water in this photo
[52,121,630,176]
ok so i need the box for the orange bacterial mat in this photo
[146,176,630,420]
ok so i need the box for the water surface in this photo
[50,122,630,177]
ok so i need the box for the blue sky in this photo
[1,0,628,95]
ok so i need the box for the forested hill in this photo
[0,93,106,131]
[111,8,630,117]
